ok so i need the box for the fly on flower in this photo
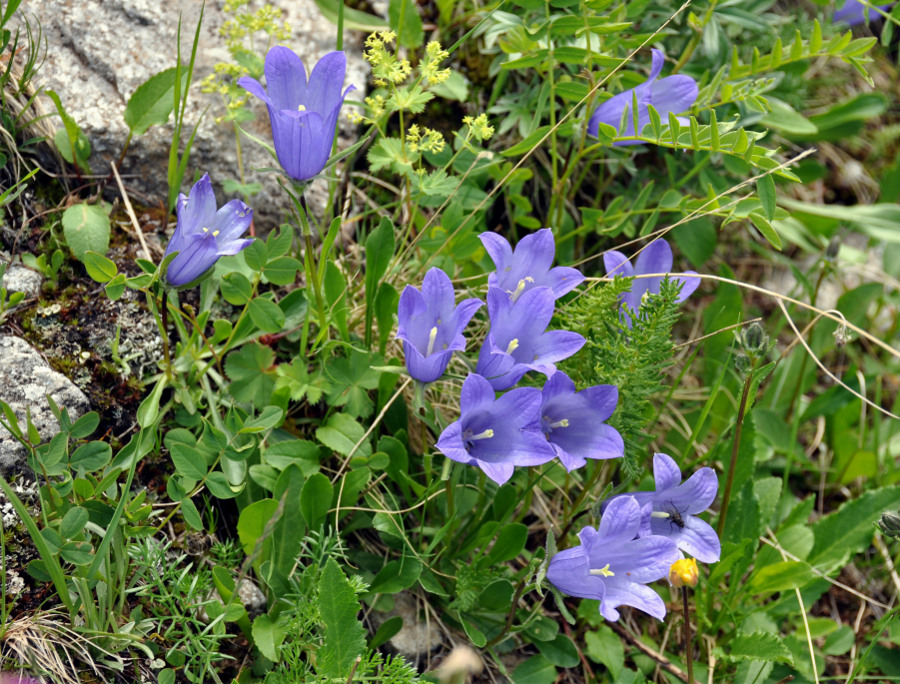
[239,48,355,183]
[163,174,254,288]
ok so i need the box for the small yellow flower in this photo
[668,558,699,588]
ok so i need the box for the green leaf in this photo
[62,203,110,262]
[325,350,380,418]
[512,655,557,684]
[809,487,900,570]
[748,560,816,594]
[300,472,333,530]
[485,523,528,563]
[368,556,422,595]
[316,413,371,458]
[180,496,203,531]
[388,0,424,47]
[537,635,580,668]
[242,240,267,271]
[241,406,284,433]
[167,432,208,481]
[252,614,287,663]
[83,251,117,283]
[124,67,189,136]
[756,174,777,221]
[59,506,89,539]
[502,125,552,157]
[220,272,253,306]
[728,632,794,664]
[317,558,367,679]
[263,256,301,285]
[369,615,403,650]
[69,441,112,474]
[365,217,395,347]
[237,498,279,559]
[225,343,276,406]
[70,412,100,440]
[749,210,781,250]
[59,541,94,566]
[584,626,624,677]
[312,0,388,31]
[271,465,307,582]
[248,297,286,333]
[275,359,330,404]
[429,71,469,101]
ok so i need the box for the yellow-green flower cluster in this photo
[364,31,412,86]
[222,0,290,52]
[347,94,386,125]
[463,114,494,142]
[421,41,451,85]
[407,125,446,154]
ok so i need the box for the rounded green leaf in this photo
[62,203,110,263]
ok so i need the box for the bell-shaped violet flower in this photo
[480,228,584,301]
[835,0,893,24]
[163,174,254,287]
[239,48,355,183]
[603,238,700,327]
[476,287,585,391]
[547,496,681,621]
[609,453,720,563]
[436,373,557,485]
[397,268,483,384]
[587,49,698,145]
[540,372,624,472]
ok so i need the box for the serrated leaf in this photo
[225,343,276,406]
[317,558,367,679]
[809,487,900,570]
[275,359,330,404]
[728,632,794,664]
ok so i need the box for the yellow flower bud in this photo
[668,558,699,588]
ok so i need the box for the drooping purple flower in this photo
[603,238,700,327]
[547,496,681,621]
[396,268,483,384]
[480,228,584,300]
[475,287,585,391]
[436,373,557,485]
[540,372,624,472]
[163,174,254,287]
[238,48,355,183]
[587,49,698,145]
[834,0,893,25]
[609,453,720,563]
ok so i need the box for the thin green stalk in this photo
[716,366,754,539]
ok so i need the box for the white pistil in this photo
[506,338,519,355]
[508,276,535,303]
[589,563,615,577]
[466,429,494,441]
[545,418,569,429]
[298,104,307,111]
[426,326,438,356]
[651,511,671,519]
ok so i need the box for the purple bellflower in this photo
[587,49,698,145]
[610,453,720,563]
[239,48,355,183]
[603,238,700,327]
[835,0,893,24]
[475,286,585,391]
[396,268,483,384]
[163,174,254,288]
[436,373,557,485]
[540,371,624,472]
[547,496,681,621]
[480,228,584,301]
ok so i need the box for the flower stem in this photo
[716,365,754,539]
[160,290,173,381]
[297,199,328,333]
[682,586,695,684]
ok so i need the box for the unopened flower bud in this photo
[734,354,750,375]
[876,510,900,539]
[740,322,769,356]
[669,558,699,588]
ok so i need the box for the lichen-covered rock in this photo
[18,0,366,228]
[0,335,90,475]
[2,262,42,299]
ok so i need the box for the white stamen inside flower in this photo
[464,428,495,441]
[506,338,519,355]
[651,511,671,519]
[298,104,307,111]
[426,326,438,356]
[589,563,615,577]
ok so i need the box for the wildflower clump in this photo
[364,31,411,87]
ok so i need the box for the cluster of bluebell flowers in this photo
[548,453,720,621]
[397,228,625,485]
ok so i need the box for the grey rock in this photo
[20,0,366,228]
[199,578,267,622]
[0,335,90,475]
[2,263,42,299]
